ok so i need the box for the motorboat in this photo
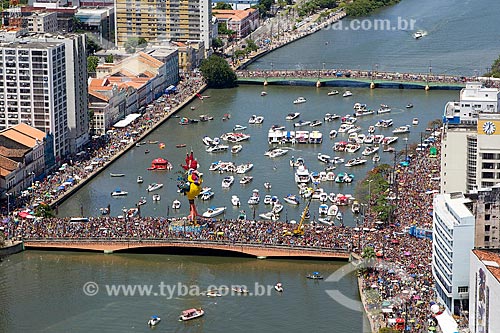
[263,194,273,205]
[342,91,353,97]
[231,145,243,154]
[355,109,375,117]
[172,199,181,209]
[127,207,139,218]
[206,144,229,153]
[206,290,222,297]
[231,195,241,206]
[248,189,260,205]
[345,143,361,153]
[324,113,340,122]
[318,217,333,226]
[179,308,204,321]
[317,153,332,164]
[272,201,284,214]
[152,194,161,201]
[221,176,235,188]
[338,123,354,133]
[372,153,381,163]
[240,176,253,184]
[232,287,249,294]
[375,119,393,128]
[259,211,279,221]
[147,183,163,192]
[412,118,419,125]
[310,171,321,184]
[335,172,354,183]
[200,189,215,201]
[347,126,362,134]
[248,115,257,124]
[382,136,398,145]
[329,129,338,138]
[261,91,268,96]
[345,157,367,167]
[111,189,128,197]
[377,105,391,114]
[148,315,161,326]
[413,30,423,39]
[236,163,254,174]
[294,120,311,128]
[237,210,247,220]
[233,124,247,131]
[202,136,214,146]
[362,146,380,156]
[406,103,414,108]
[327,204,339,217]
[199,114,213,122]
[326,171,336,181]
[99,207,109,215]
[110,173,125,177]
[137,197,147,206]
[327,90,339,96]
[265,148,288,158]
[295,164,311,184]
[137,176,143,183]
[351,200,361,214]
[264,182,272,190]
[336,211,343,221]
[368,126,375,134]
[293,96,307,104]
[274,283,284,292]
[202,206,227,218]
[310,119,322,127]
[286,112,300,120]
[283,194,300,205]
[392,125,411,134]
[319,204,329,216]
[309,131,323,144]
[307,272,324,280]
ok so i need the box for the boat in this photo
[110,173,125,177]
[205,144,229,153]
[221,176,234,188]
[247,189,260,205]
[377,105,392,114]
[231,195,241,206]
[310,119,322,127]
[372,153,381,163]
[111,189,128,197]
[231,145,243,154]
[232,287,249,294]
[329,129,338,138]
[264,182,272,190]
[200,189,215,200]
[294,120,311,128]
[274,283,284,292]
[176,143,186,148]
[206,290,222,297]
[147,140,159,144]
[263,194,273,205]
[144,149,150,154]
[199,114,213,122]
[413,30,423,39]
[406,103,414,108]
[147,183,163,192]
[317,153,332,164]
[254,116,264,124]
[327,204,339,217]
[248,115,257,124]
[295,164,310,184]
[236,163,254,174]
[361,146,380,156]
[307,272,324,280]
[136,176,143,183]
[202,136,213,146]
[172,199,181,209]
[293,96,307,104]
[237,210,247,220]
[342,90,353,97]
[412,118,419,125]
[179,308,204,321]
[283,194,300,205]
[202,206,227,218]
[152,194,161,201]
[137,197,147,206]
[148,315,161,326]
[382,136,398,145]
[179,117,198,125]
[345,157,367,167]
[375,119,393,128]
[147,158,173,171]
[259,211,279,221]
[286,112,300,120]
[319,204,329,216]
[336,211,343,221]
[335,172,354,183]
[99,207,109,215]
[261,91,268,96]
[324,113,340,122]
[392,125,411,134]
[327,90,339,96]
[233,124,247,131]
[351,200,361,214]
[240,176,253,184]
[127,207,138,218]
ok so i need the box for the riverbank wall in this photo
[0,241,24,257]
[49,84,207,209]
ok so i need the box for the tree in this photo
[104,54,114,63]
[87,56,99,73]
[245,39,258,52]
[34,203,55,218]
[214,3,233,9]
[212,37,223,49]
[199,55,237,88]
[124,37,148,54]
[86,38,102,56]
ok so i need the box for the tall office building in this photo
[114,0,212,53]
[432,192,475,315]
[469,184,500,249]
[441,82,500,193]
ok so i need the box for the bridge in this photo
[23,238,351,260]
[235,69,476,90]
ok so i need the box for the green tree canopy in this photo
[86,37,102,56]
[104,54,114,63]
[212,37,224,49]
[214,2,233,9]
[87,55,99,73]
[344,0,401,17]
[199,55,237,88]
[34,203,55,218]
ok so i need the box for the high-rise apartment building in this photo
[441,82,500,193]
[114,0,212,53]
[469,184,500,249]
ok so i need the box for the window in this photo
[485,214,491,221]
[458,286,468,293]
[485,225,490,232]
[484,236,490,242]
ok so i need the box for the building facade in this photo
[212,8,259,39]
[441,82,500,193]
[432,192,475,315]
[469,249,500,333]
[26,12,59,33]
[114,0,212,54]
[469,184,500,249]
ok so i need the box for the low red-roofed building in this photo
[213,8,259,39]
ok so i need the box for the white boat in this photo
[231,145,243,154]
[148,315,161,326]
[317,153,331,164]
[382,136,398,145]
[327,90,339,96]
[310,119,322,127]
[329,129,338,138]
[347,126,362,134]
[110,173,125,177]
[206,144,229,153]
[137,197,147,206]
[206,290,222,297]
[172,199,181,209]
[259,211,279,221]
[327,204,339,217]
[261,91,268,96]
[265,148,288,158]
[412,118,419,125]
[294,120,311,128]
[346,143,360,153]
[202,206,227,218]
[152,194,161,201]
[293,96,307,104]
[283,194,300,205]
[200,189,215,201]
[254,116,264,124]
[263,194,273,205]
[413,30,423,39]
[233,124,247,131]
[351,200,361,214]
[286,112,300,120]
[236,163,253,174]
[372,153,380,163]
[274,283,284,292]
[111,189,128,197]
[375,119,393,128]
[335,172,354,183]
[355,109,375,117]
[295,164,310,183]
[179,308,204,321]
[336,211,343,221]
[136,176,143,183]
[221,176,234,188]
[345,157,367,167]
[377,105,392,114]
[147,183,163,192]
[392,125,411,134]
[264,182,272,190]
[248,115,257,124]
[324,113,340,122]
[338,123,353,133]
[240,176,253,184]
[361,146,380,156]
[248,189,260,205]
[319,204,329,216]
[272,201,284,213]
[342,90,353,97]
[231,195,241,206]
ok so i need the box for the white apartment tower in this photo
[441,82,500,193]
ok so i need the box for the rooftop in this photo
[473,249,500,284]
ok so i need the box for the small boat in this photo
[261,91,268,96]
[237,210,247,220]
[413,31,423,39]
[319,204,329,216]
[206,145,229,153]
[294,120,311,128]
[231,195,241,206]
[286,112,300,120]
[231,145,243,154]
[372,153,380,163]
[200,189,215,201]
[329,129,338,138]
[342,90,353,97]
[221,176,234,188]
[412,118,419,125]
[377,105,391,114]
[148,315,161,326]
[240,176,253,184]
[111,189,128,197]
[179,308,204,321]
[263,194,273,205]
[176,143,187,148]
[293,97,307,104]
[147,183,163,192]
[144,149,150,154]
[202,206,227,218]
[310,119,322,127]
[232,287,249,294]
[324,113,340,122]
[127,207,139,218]
[327,90,339,96]
[110,173,125,177]
[206,290,222,297]
[148,140,159,144]
[274,283,284,292]
[137,197,147,206]
[233,124,247,131]
[264,182,272,190]
[202,136,213,146]
[392,125,411,134]
[345,158,367,167]
[351,200,361,214]
[152,194,161,201]
[307,272,324,280]
[247,189,260,205]
[137,176,143,183]
[327,204,339,216]
[99,207,109,215]
[172,199,181,209]
[406,103,414,108]
[283,194,300,205]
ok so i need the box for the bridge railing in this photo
[23,237,350,254]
